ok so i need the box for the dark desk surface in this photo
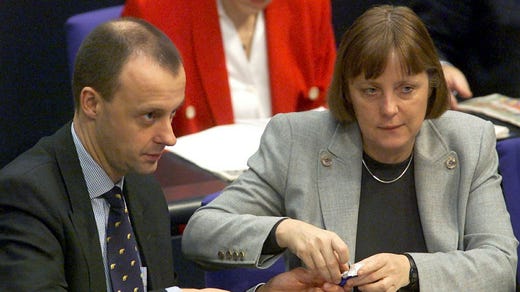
[154,152,228,234]
[155,151,228,201]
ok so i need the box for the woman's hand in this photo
[275,219,350,284]
[344,253,410,292]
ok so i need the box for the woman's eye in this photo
[402,86,414,93]
[363,88,377,95]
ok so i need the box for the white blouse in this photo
[217,0,272,123]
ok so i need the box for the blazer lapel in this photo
[54,124,107,291]
[317,119,462,258]
[317,122,364,258]
[190,0,233,124]
[414,120,461,251]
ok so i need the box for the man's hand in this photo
[344,253,410,292]
[441,63,473,109]
[275,219,350,284]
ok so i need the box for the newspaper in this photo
[458,93,520,127]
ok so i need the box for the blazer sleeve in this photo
[182,115,293,269]
[410,122,518,291]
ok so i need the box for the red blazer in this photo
[123,0,336,137]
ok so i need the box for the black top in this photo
[355,153,427,261]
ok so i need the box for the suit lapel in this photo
[190,0,233,124]
[123,177,158,287]
[414,120,461,251]
[317,122,364,258]
[316,119,462,257]
[53,123,107,291]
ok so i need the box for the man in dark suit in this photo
[0,17,182,292]
[0,17,350,292]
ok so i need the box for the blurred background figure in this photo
[123,0,336,136]
[332,0,520,101]
[412,0,520,98]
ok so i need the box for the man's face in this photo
[95,56,185,180]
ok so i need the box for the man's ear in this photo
[79,87,102,119]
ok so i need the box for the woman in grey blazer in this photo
[183,5,518,291]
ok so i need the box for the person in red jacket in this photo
[123,0,336,136]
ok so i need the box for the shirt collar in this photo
[71,123,124,199]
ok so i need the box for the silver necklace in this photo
[362,153,414,184]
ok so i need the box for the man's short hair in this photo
[72,17,183,110]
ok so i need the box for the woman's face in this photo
[348,51,430,163]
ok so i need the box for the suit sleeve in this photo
[182,115,292,269]
[121,0,143,17]
[0,176,70,291]
[314,0,336,105]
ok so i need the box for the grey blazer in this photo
[183,110,518,291]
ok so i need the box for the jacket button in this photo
[308,86,320,101]
[320,152,333,167]
[185,105,196,120]
[238,251,245,261]
[225,250,233,260]
[445,155,457,169]
[217,250,225,260]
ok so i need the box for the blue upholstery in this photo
[497,137,520,283]
[201,192,286,291]
[64,5,123,75]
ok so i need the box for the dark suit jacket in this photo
[0,122,176,291]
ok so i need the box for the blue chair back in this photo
[497,137,520,283]
[64,5,123,75]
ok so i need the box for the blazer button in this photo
[185,105,196,120]
[308,86,320,101]
[217,250,225,260]
[238,251,245,261]
[225,250,233,260]
[232,250,240,261]
[320,152,333,167]
[445,155,457,169]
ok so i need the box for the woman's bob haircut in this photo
[328,5,449,123]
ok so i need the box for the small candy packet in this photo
[339,262,364,287]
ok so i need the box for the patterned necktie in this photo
[103,186,144,292]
